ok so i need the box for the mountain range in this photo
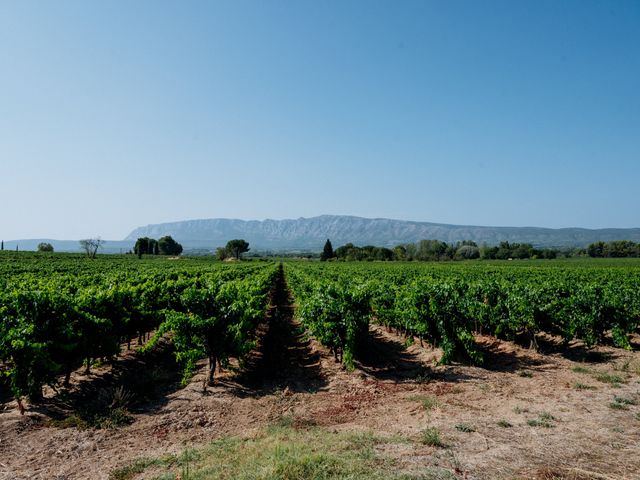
[5,215,640,253]
[124,215,640,251]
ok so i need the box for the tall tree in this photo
[134,237,152,257]
[79,238,104,258]
[225,239,250,260]
[320,239,335,261]
[158,236,183,256]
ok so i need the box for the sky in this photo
[1,0,639,240]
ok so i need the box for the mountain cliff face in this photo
[125,215,640,250]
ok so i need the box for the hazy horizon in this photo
[4,213,640,244]
[2,1,639,239]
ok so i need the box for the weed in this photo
[47,414,88,429]
[594,372,625,385]
[109,461,148,480]
[409,395,439,411]
[497,420,512,428]
[526,419,553,428]
[109,458,166,480]
[572,366,591,374]
[527,412,554,428]
[178,448,199,479]
[517,370,533,378]
[49,406,133,430]
[414,367,431,384]
[573,382,596,390]
[614,359,631,372]
[420,427,445,447]
[455,423,476,433]
[105,385,133,409]
[609,402,629,411]
[613,395,637,405]
[539,412,555,422]
[55,386,135,429]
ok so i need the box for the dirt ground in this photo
[1,283,639,480]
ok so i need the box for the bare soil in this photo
[1,279,639,480]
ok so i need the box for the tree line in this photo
[133,236,183,257]
[587,240,640,258]
[320,239,579,262]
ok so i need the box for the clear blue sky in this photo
[1,0,639,240]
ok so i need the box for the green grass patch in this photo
[110,424,436,480]
[516,370,533,378]
[594,372,626,385]
[527,412,555,428]
[420,427,446,448]
[497,420,512,428]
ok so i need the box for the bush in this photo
[37,242,54,252]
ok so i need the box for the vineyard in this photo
[0,253,278,414]
[289,260,640,367]
[1,253,639,479]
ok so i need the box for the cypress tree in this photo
[320,239,334,261]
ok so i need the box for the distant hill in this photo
[1,239,133,254]
[124,215,640,250]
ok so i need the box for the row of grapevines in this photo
[287,263,482,366]
[286,265,370,369]
[0,260,276,413]
[286,261,640,366]
[369,278,483,364]
[144,263,278,384]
